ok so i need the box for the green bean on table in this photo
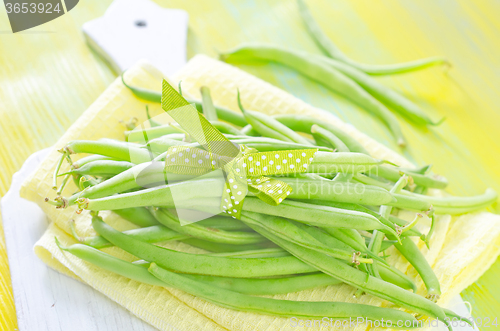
[296,0,449,76]
[221,44,406,147]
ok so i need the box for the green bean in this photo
[200,86,218,121]
[65,162,198,205]
[311,124,349,152]
[79,177,225,211]
[210,121,243,135]
[237,91,312,145]
[230,138,332,152]
[72,154,115,169]
[377,263,417,292]
[364,238,396,252]
[181,238,277,253]
[52,153,65,190]
[113,207,159,227]
[245,221,448,323]
[423,188,498,215]
[151,208,266,245]
[243,197,391,232]
[393,236,441,301]
[388,216,424,239]
[296,0,448,76]
[56,239,166,286]
[240,124,260,136]
[388,193,432,211]
[207,248,289,258]
[279,177,395,205]
[240,211,372,263]
[221,44,406,146]
[60,160,135,177]
[145,105,162,127]
[369,175,408,277]
[307,200,397,233]
[317,56,443,125]
[196,216,252,232]
[149,263,419,323]
[126,123,186,142]
[274,114,369,154]
[57,240,328,298]
[121,74,247,127]
[78,225,189,249]
[374,165,448,189]
[314,229,415,291]
[309,151,384,174]
[63,139,152,164]
[181,272,340,295]
[92,215,316,277]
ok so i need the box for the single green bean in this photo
[72,154,115,169]
[221,44,406,146]
[274,114,368,154]
[316,55,444,126]
[149,263,419,323]
[151,208,266,245]
[296,0,449,76]
[200,86,218,121]
[65,162,198,205]
[243,197,391,232]
[145,105,162,127]
[240,211,372,263]
[207,248,289,258]
[237,92,312,145]
[311,124,349,152]
[182,272,340,295]
[60,160,135,177]
[240,124,260,136]
[92,215,317,277]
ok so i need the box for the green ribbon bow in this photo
[160,80,317,219]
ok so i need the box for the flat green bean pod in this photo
[311,124,349,152]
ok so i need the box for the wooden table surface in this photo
[1,0,499,329]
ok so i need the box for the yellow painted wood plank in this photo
[0,0,499,327]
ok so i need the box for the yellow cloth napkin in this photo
[20,56,500,331]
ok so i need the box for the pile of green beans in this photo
[48,85,491,328]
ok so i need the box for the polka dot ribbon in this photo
[160,79,318,219]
